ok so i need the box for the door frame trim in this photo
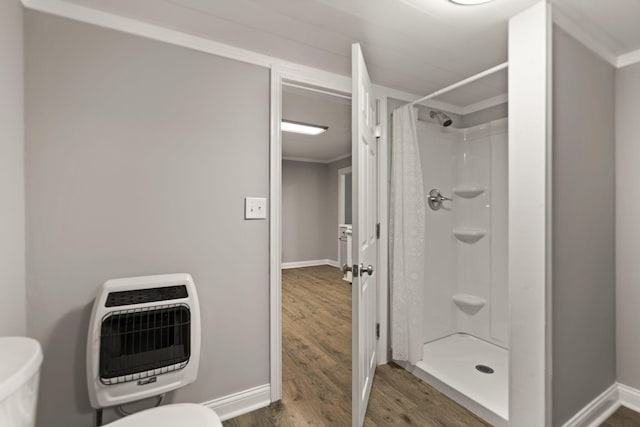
[269,67,283,402]
[337,166,353,226]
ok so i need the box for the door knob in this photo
[342,264,353,275]
[360,264,374,275]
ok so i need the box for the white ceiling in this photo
[47,0,640,106]
[282,86,351,163]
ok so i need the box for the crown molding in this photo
[282,156,327,164]
[552,4,640,69]
[21,0,355,93]
[21,0,273,67]
[326,153,352,163]
[462,93,508,115]
[617,48,640,69]
[282,152,351,164]
[552,6,618,67]
[21,0,514,114]
[380,85,465,115]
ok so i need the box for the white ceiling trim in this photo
[21,0,354,93]
[22,0,514,118]
[617,48,640,69]
[22,0,274,67]
[325,153,352,163]
[283,82,351,101]
[379,84,465,115]
[552,6,640,68]
[552,7,618,66]
[379,76,510,116]
[282,156,328,164]
[462,93,508,115]
[282,154,347,164]
[26,0,480,105]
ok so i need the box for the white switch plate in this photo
[245,197,267,219]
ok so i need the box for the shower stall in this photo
[390,101,508,424]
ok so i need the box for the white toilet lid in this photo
[108,404,222,427]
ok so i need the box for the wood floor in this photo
[601,406,640,426]
[224,265,489,427]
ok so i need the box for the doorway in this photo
[279,82,354,424]
[267,52,388,427]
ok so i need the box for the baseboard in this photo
[202,384,271,421]
[561,383,619,427]
[281,259,339,269]
[618,383,640,413]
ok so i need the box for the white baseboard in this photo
[561,382,640,427]
[281,259,339,269]
[202,384,270,421]
[562,383,619,427]
[619,383,640,413]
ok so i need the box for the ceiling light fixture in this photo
[449,0,494,5]
[281,120,328,135]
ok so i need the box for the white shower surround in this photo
[417,117,508,347]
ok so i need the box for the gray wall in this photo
[616,61,640,391]
[282,160,331,263]
[282,157,351,264]
[552,27,616,426]
[25,11,269,427]
[0,0,26,336]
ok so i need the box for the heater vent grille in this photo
[105,285,188,307]
[99,304,191,385]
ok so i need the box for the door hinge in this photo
[376,223,380,239]
[374,125,382,138]
[376,322,380,339]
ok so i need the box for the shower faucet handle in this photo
[428,189,451,211]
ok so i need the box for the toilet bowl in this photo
[0,337,43,427]
[107,403,222,427]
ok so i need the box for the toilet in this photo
[107,404,222,427]
[0,336,221,427]
[0,337,43,427]
[86,274,223,426]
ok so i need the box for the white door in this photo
[351,43,378,427]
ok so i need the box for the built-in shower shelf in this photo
[453,228,486,243]
[453,185,485,199]
[453,294,487,311]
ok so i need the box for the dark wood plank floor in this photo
[601,406,640,426]
[224,265,489,427]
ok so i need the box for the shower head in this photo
[430,110,453,127]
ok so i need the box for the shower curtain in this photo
[390,105,426,365]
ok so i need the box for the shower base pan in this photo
[410,333,508,426]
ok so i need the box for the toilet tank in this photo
[0,337,43,427]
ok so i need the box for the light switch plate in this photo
[245,197,267,219]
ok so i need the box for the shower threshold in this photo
[411,333,508,426]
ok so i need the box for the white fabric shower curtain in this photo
[390,105,426,365]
